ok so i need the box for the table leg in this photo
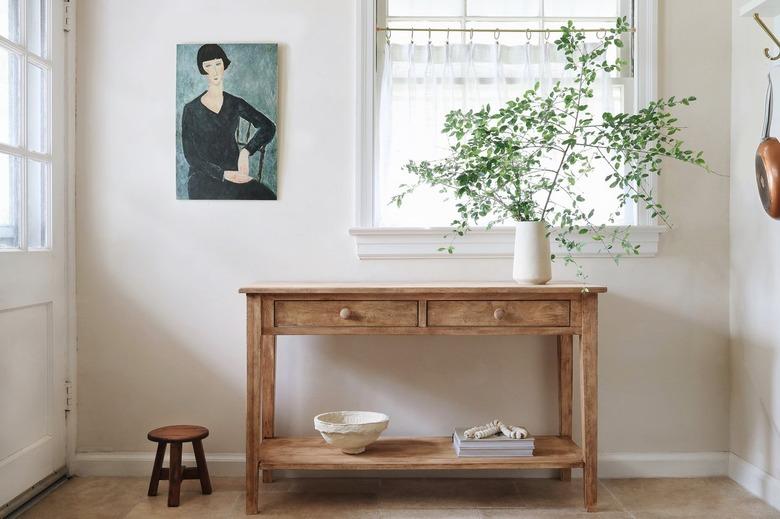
[246,297,262,515]
[557,335,573,481]
[580,293,598,512]
[261,335,276,484]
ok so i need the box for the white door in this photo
[0,0,69,507]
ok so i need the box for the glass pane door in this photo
[0,0,51,250]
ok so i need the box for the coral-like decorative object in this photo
[499,422,529,439]
[314,411,389,454]
[464,420,501,439]
[464,419,529,440]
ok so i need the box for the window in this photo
[0,0,52,250]
[353,0,660,258]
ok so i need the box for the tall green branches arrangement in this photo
[391,18,712,277]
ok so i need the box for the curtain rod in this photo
[376,27,636,34]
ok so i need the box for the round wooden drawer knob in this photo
[339,307,352,319]
[493,308,506,321]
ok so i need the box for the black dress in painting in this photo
[181,92,276,200]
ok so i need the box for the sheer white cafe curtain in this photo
[377,38,614,227]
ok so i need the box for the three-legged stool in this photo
[147,425,212,507]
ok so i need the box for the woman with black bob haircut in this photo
[181,43,276,199]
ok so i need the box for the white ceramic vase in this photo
[512,221,552,285]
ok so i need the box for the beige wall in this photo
[730,2,780,480]
[75,0,731,460]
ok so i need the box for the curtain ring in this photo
[469,28,474,42]
[545,29,551,41]
[494,28,500,43]
[446,28,450,45]
[410,28,414,44]
[526,28,532,43]
[385,28,391,44]
[428,28,432,45]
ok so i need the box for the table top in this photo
[239,282,607,295]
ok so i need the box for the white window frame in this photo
[0,0,54,251]
[352,0,663,259]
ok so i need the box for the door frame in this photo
[64,0,78,475]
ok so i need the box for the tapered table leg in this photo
[261,335,276,484]
[246,297,262,514]
[580,293,598,512]
[557,335,573,481]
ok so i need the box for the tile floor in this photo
[17,476,780,518]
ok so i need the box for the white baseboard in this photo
[72,452,246,477]
[598,451,729,478]
[728,453,780,512]
[72,451,728,479]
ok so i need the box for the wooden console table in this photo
[240,282,605,514]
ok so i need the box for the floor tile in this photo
[380,509,481,518]
[15,476,780,519]
[632,511,780,519]
[20,477,147,519]
[231,491,380,518]
[377,478,524,510]
[481,511,631,519]
[603,478,780,518]
[512,478,624,512]
[124,490,240,519]
[286,477,382,494]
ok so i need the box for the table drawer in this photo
[427,300,570,327]
[274,300,419,327]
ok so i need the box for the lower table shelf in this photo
[258,436,583,471]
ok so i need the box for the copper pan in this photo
[756,73,780,219]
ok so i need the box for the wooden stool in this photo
[147,425,212,507]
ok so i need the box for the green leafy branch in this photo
[390,18,714,277]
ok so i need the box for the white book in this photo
[453,428,535,449]
[453,443,534,457]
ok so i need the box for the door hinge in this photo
[63,0,72,32]
[65,379,73,413]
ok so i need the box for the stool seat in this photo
[147,424,211,507]
[148,425,209,443]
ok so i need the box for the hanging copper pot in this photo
[756,74,780,219]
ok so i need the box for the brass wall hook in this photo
[754,13,780,61]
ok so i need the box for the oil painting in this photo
[176,43,278,200]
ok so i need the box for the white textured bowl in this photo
[314,411,390,454]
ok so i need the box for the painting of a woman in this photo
[179,44,277,200]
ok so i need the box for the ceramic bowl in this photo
[313,411,390,454]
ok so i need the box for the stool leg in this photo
[147,442,167,496]
[192,439,213,495]
[168,442,183,507]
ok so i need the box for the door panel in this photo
[0,304,58,505]
[0,0,68,509]
[0,304,50,462]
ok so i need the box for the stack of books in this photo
[452,428,535,457]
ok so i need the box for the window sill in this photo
[349,226,667,260]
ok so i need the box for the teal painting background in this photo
[175,43,278,199]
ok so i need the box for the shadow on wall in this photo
[76,277,731,458]
[589,287,730,452]
[276,333,559,438]
[77,285,247,455]
[730,211,780,479]
[732,334,780,478]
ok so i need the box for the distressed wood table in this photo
[240,282,606,514]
